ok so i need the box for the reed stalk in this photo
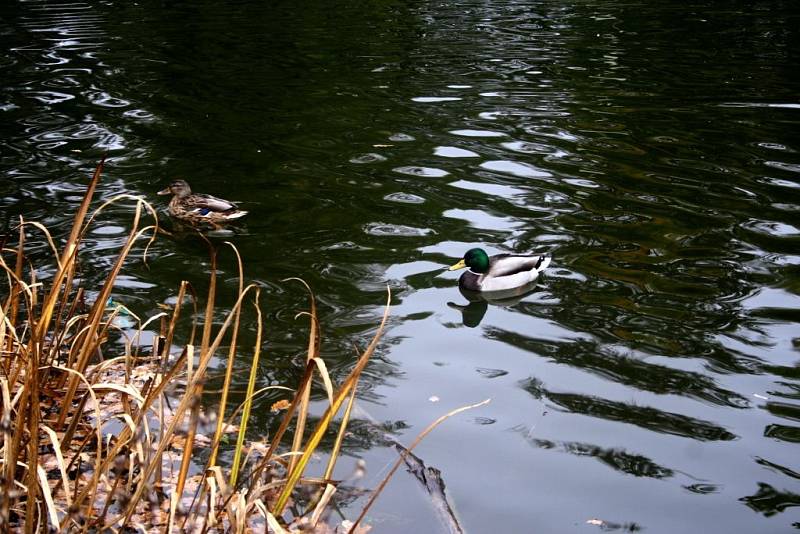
[0,160,483,532]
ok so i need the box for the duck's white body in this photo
[460,254,550,292]
[449,249,551,292]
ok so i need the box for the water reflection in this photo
[741,483,800,517]
[2,0,800,532]
[447,282,540,327]
[515,430,675,479]
[542,389,737,442]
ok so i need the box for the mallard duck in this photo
[157,180,247,226]
[448,248,551,292]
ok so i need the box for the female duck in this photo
[158,180,247,226]
[448,248,551,292]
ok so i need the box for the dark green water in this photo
[3,0,800,531]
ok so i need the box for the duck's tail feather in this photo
[224,210,248,220]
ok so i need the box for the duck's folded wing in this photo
[489,254,548,277]
[196,194,238,212]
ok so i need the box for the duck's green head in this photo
[449,248,490,274]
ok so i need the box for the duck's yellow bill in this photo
[448,259,467,271]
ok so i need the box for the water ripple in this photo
[383,192,426,204]
[450,128,507,137]
[88,91,131,108]
[389,133,415,142]
[27,90,75,104]
[350,152,387,164]
[741,219,800,238]
[412,96,462,103]
[2,2,800,532]
[764,161,800,174]
[433,146,479,158]
[501,140,561,154]
[479,159,551,178]
[364,222,434,237]
[392,165,449,177]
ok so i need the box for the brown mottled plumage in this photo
[158,180,247,226]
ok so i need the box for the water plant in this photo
[0,159,486,532]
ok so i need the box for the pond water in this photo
[2,0,800,531]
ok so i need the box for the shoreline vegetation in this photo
[0,159,486,532]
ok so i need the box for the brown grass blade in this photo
[0,378,14,527]
[56,199,152,428]
[283,278,320,476]
[40,425,72,509]
[323,383,358,481]
[18,220,61,269]
[71,345,192,529]
[33,156,103,345]
[235,358,316,500]
[24,317,41,534]
[271,286,392,516]
[36,465,59,528]
[310,483,337,528]
[311,356,335,408]
[161,280,188,364]
[8,217,25,335]
[210,241,245,468]
[174,381,203,520]
[116,283,260,527]
[200,242,217,355]
[51,365,105,516]
[266,510,289,534]
[230,289,263,487]
[348,398,491,533]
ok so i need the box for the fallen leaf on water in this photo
[271,399,290,412]
[429,395,440,403]
[587,518,604,526]
[194,434,212,447]
[245,441,270,456]
[221,422,239,433]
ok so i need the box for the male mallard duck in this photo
[448,248,551,292]
[158,179,247,226]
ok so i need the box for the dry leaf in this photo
[271,399,290,412]
[194,434,212,447]
[244,441,270,456]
